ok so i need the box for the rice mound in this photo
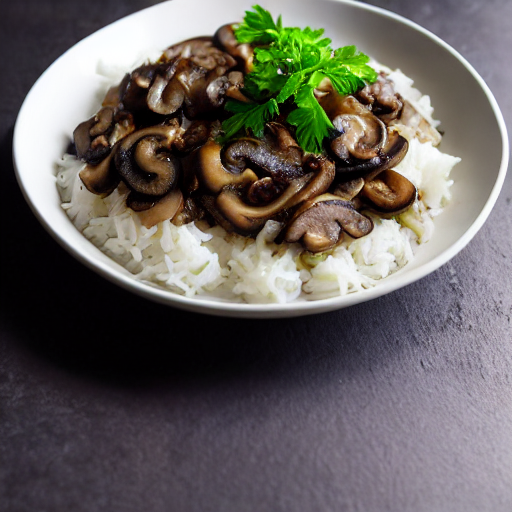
[56,66,461,304]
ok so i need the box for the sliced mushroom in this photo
[193,140,258,194]
[392,100,442,146]
[178,66,233,118]
[360,169,417,215]
[290,154,335,205]
[214,175,310,235]
[222,137,304,185]
[225,71,251,102]
[161,37,236,72]
[114,122,180,196]
[172,196,205,226]
[213,24,254,73]
[325,95,389,161]
[266,122,303,161]
[246,177,284,205]
[320,92,409,179]
[153,56,235,118]
[161,37,215,62]
[134,188,184,229]
[147,70,185,115]
[119,63,162,113]
[283,193,374,253]
[334,130,409,181]
[332,177,365,200]
[356,73,404,123]
[173,119,211,154]
[108,110,136,146]
[79,150,120,196]
[73,107,115,164]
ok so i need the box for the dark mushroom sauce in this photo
[70,24,418,254]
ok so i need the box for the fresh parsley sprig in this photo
[220,5,378,153]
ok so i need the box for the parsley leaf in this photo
[221,5,377,153]
[287,85,333,154]
[235,5,281,44]
[220,99,280,142]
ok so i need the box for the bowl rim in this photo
[12,0,509,318]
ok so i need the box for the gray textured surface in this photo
[1,0,511,511]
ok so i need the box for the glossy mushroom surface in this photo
[70,29,418,244]
[284,194,374,253]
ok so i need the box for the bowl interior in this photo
[13,0,508,317]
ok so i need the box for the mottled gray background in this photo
[1,1,511,511]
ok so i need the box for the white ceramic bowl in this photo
[13,0,508,318]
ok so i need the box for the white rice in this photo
[56,65,461,304]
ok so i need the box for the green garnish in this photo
[220,5,378,153]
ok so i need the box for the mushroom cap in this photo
[289,154,335,206]
[78,150,120,196]
[119,63,162,115]
[73,107,115,165]
[320,92,409,180]
[356,73,404,123]
[133,188,184,229]
[360,169,417,215]
[147,70,185,115]
[326,95,389,161]
[332,177,365,201]
[214,176,310,235]
[162,37,235,71]
[213,24,254,74]
[193,140,258,194]
[284,193,374,253]
[222,136,304,185]
[333,130,409,181]
[114,122,181,196]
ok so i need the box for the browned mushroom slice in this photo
[180,70,233,118]
[161,37,214,62]
[320,92,409,179]
[214,176,310,235]
[193,140,258,194]
[245,153,335,207]
[327,97,389,161]
[333,129,408,181]
[157,56,235,118]
[173,119,211,154]
[246,177,284,205]
[108,111,136,146]
[119,63,162,113]
[114,122,180,196]
[172,197,205,226]
[161,37,236,73]
[146,71,185,115]
[213,24,254,73]
[222,137,304,185]
[355,73,404,123]
[284,194,374,253]
[266,122,303,161]
[79,150,120,196]
[332,177,365,200]
[393,100,442,146]
[73,106,115,164]
[289,154,335,205]
[133,188,184,229]
[360,169,417,215]
[225,71,251,103]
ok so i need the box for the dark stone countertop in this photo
[1,1,511,511]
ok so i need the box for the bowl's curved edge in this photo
[12,0,510,319]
